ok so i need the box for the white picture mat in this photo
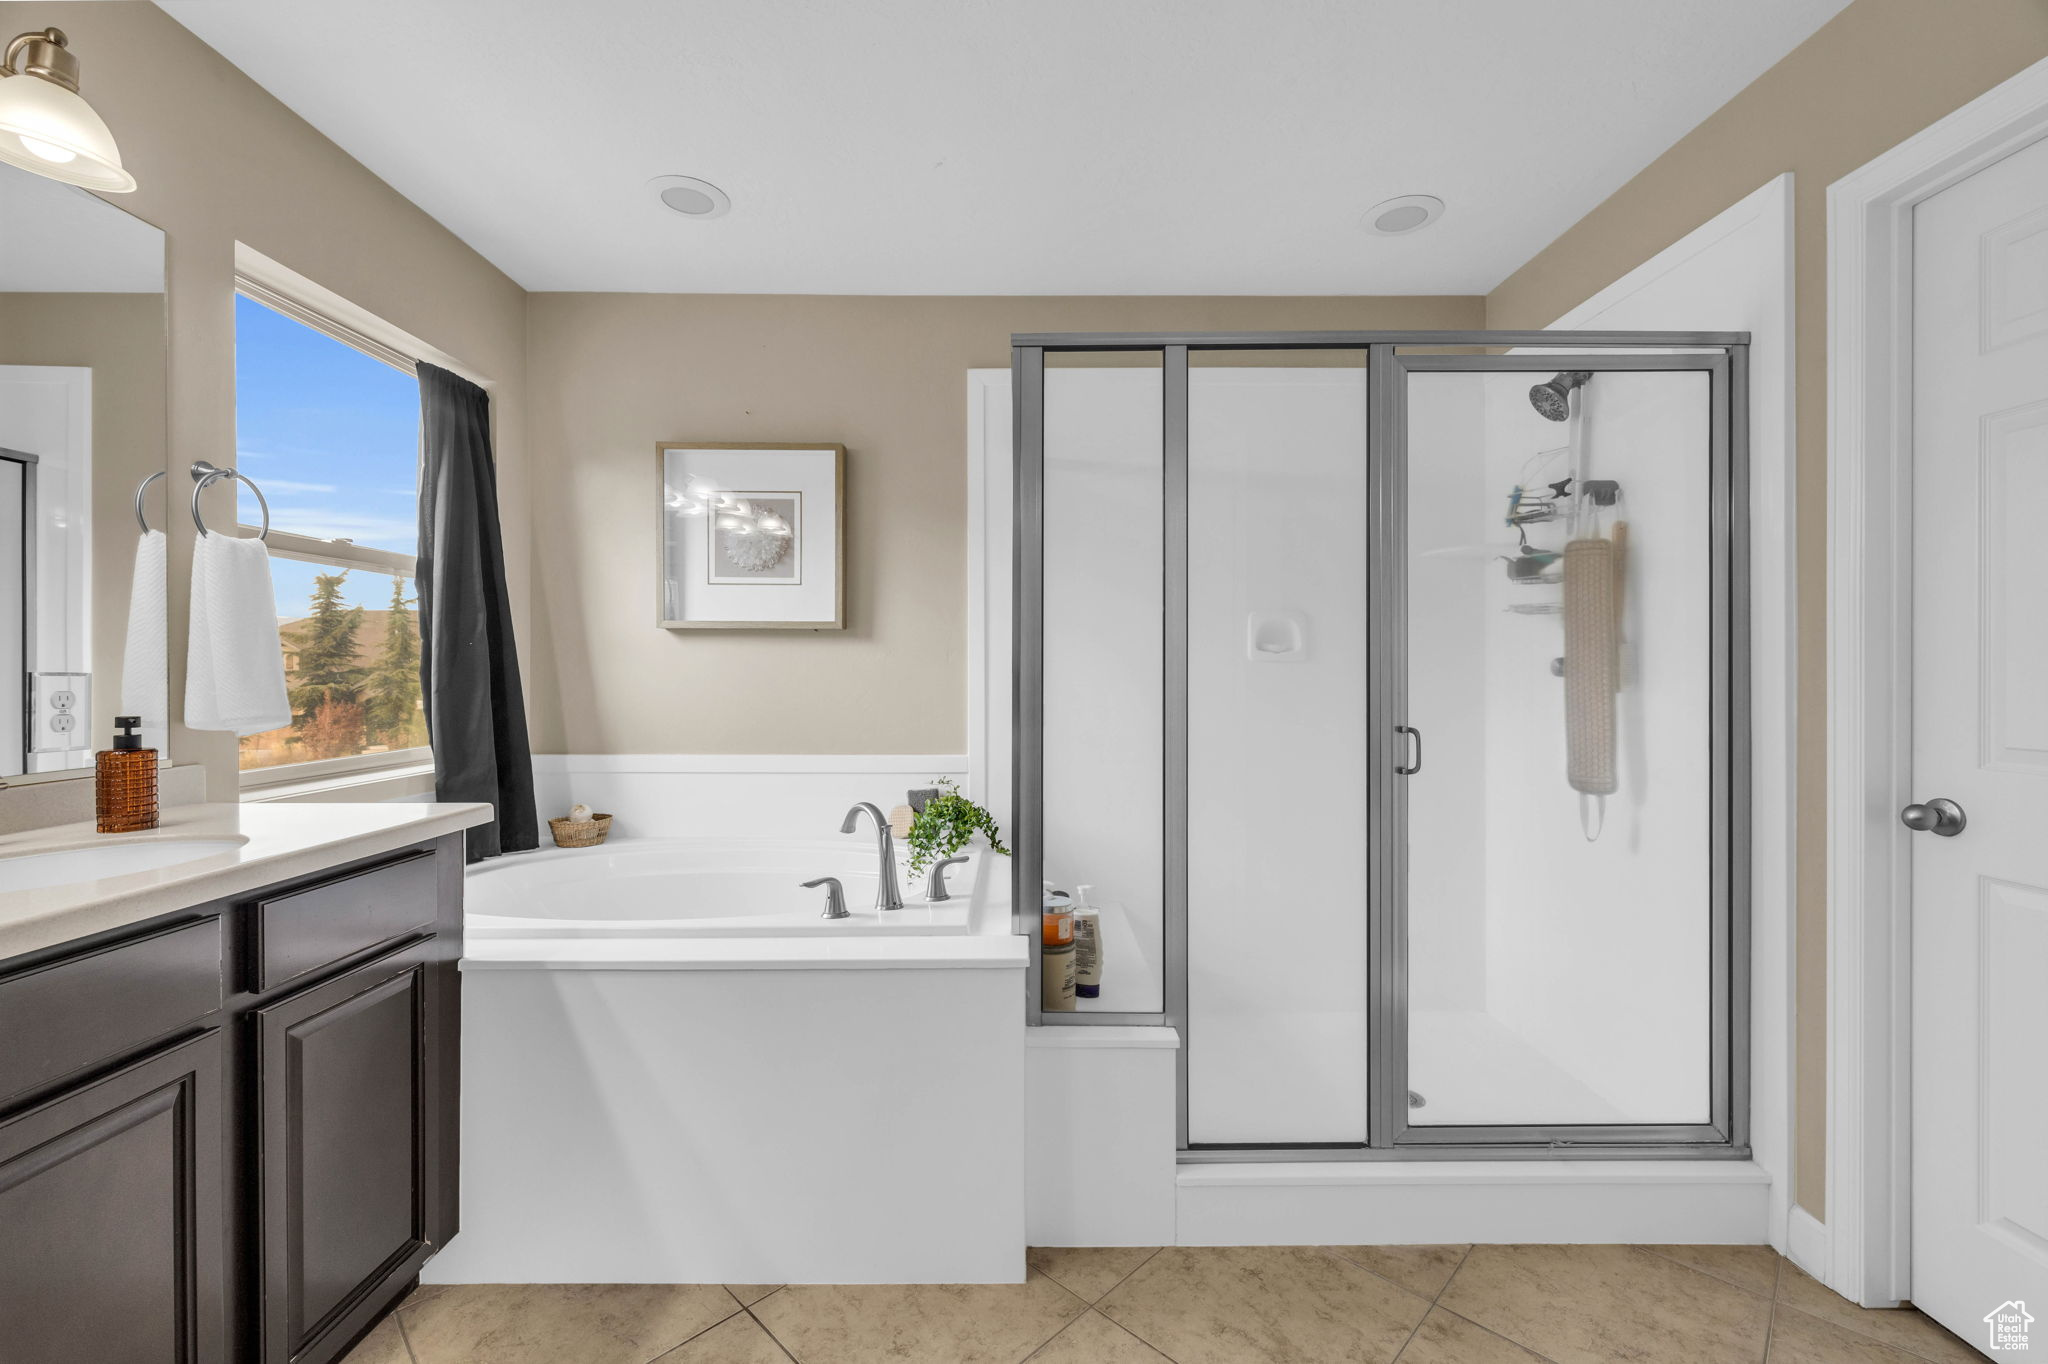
[662,447,839,624]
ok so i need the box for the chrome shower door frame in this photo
[1011,331,1750,1162]
[1366,346,1748,1157]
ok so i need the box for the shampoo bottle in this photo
[1072,885,1103,1000]
[96,715,158,833]
[1041,882,1076,1012]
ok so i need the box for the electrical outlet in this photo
[29,672,90,753]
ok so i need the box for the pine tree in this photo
[366,576,424,748]
[288,571,367,724]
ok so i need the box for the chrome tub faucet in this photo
[839,802,904,912]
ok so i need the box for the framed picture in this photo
[657,442,844,629]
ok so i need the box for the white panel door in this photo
[1910,130,2048,1346]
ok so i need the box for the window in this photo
[233,286,428,787]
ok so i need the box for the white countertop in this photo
[0,801,492,961]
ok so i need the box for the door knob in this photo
[1900,798,1967,837]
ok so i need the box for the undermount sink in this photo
[0,838,248,893]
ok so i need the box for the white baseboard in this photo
[1175,1161,1772,1247]
[1787,1205,1829,1282]
[532,754,970,775]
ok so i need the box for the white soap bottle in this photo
[1072,885,1103,1001]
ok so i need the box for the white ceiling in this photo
[158,0,1847,296]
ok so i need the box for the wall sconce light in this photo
[0,28,135,192]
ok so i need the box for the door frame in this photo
[1824,51,2048,1310]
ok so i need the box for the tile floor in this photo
[341,1245,1981,1364]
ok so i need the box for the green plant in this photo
[905,778,1010,877]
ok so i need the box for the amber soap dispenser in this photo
[96,715,158,833]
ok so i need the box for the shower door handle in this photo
[1395,725,1422,776]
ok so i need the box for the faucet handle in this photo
[802,876,850,919]
[926,855,971,902]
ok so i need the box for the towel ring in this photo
[133,469,165,533]
[190,461,269,541]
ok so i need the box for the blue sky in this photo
[233,293,419,621]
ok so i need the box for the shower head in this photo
[1529,371,1593,422]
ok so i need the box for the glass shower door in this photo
[1015,330,1747,1160]
[1185,363,1371,1146]
[1394,354,1733,1141]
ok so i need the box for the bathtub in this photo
[464,836,993,938]
[440,833,1027,1284]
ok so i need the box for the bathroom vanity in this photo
[0,801,487,1364]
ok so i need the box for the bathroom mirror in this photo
[0,159,167,780]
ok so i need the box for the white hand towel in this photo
[119,530,167,741]
[184,531,291,736]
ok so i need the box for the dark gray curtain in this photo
[417,362,537,861]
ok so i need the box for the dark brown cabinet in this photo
[0,1031,226,1364]
[0,834,463,1364]
[255,941,441,1363]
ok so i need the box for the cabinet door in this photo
[255,940,440,1364]
[0,1030,225,1364]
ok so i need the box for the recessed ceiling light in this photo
[650,174,731,220]
[1364,194,1443,236]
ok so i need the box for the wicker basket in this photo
[548,813,613,848]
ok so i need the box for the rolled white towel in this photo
[184,531,291,736]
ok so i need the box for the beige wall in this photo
[0,291,167,750]
[523,293,1480,755]
[1487,0,2048,1219]
[34,0,2048,1220]
[0,2,531,799]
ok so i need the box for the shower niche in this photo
[1012,333,1747,1159]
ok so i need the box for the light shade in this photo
[0,32,134,193]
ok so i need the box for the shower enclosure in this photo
[1013,331,1748,1159]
